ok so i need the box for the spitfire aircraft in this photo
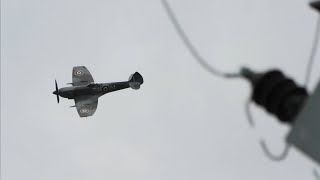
[53,66,143,117]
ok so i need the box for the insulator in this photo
[243,68,309,124]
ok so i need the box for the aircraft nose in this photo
[53,90,57,95]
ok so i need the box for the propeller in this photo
[54,79,60,103]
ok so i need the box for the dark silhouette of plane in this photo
[53,66,143,117]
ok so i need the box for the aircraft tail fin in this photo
[128,72,143,90]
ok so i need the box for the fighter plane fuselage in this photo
[53,82,130,99]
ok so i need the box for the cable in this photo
[305,15,320,87]
[245,99,292,161]
[161,0,242,79]
[259,139,291,161]
[245,98,255,127]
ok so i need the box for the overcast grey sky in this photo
[1,0,320,180]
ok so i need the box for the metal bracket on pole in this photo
[287,80,320,165]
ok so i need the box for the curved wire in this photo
[245,98,255,127]
[244,97,291,161]
[259,139,291,161]
[161,0,241,79]
[305,15,320,87]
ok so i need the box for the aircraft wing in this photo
[72,66,94,86]
[74,96,98,117]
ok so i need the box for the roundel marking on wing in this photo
[80,108,90,113]
[102,86,108,92]
[74,70,84,76]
